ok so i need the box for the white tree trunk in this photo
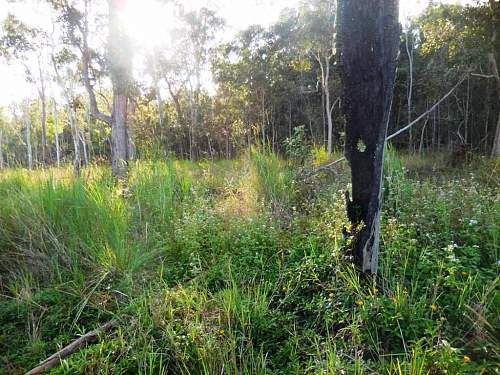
[406,30,414,152]
[325,56,334,155]
[23,100,33,170]
[67,104,81,175]
[0,128,4,169]
[53,100,60,168]
[317,53,334,155]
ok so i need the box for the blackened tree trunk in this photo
[337,0,400,274]
[489,0,500,158]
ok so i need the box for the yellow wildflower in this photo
[356,300,364,307]
[218,329,225,335]
[463,355,471,363]
[328,293,335,299]
[431,303,438,312]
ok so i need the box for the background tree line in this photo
[0,0,499,173]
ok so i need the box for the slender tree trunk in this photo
[23,100,33,170]
[321,79,326,145]
[0,128,4,169]
[325,56,334,155]
[80,131,89,167]
[338,0,400,274]
[156,80,165,150]
[53,99,60,168]
[37,57,47,164]
[406,30,413,153]
[261,90,266,145]
[127,98,136,161]
[317,54,334,154]
[67,104,81,175]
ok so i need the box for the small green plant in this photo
[283,125,310,165]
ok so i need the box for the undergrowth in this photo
[0,150,498,374]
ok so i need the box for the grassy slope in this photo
[0,151,498,374]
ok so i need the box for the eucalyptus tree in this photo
[179,7,224,159]
[0,110,5,169]
[22,99,34,169]
[297,0,337,154]
[338,0,400,274]
[49,0,133,179]
[1,15,50,164]
[51,47,83,174]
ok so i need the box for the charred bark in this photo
[489,0,500,158]
[337,0,400,274]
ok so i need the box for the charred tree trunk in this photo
[489,0,500,158]
[338,0,400,274]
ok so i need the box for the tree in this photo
[488,0,500,158]
[298,0,337,154]
[107,0,133,178]
[1,15,50,164]
[49,0,133,178]
[337,0,400,273]
[22,99,34,170]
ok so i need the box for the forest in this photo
[0,0,498,374]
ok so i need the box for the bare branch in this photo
[26,320,117,375]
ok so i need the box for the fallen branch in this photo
[26,320,118,375]
[308,73,469,176]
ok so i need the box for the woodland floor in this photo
[0,150,498,374]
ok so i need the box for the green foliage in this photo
[283,125,310,165]
[0,155,498,374]
[251,148,295,214]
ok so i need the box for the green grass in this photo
[0,151,498,374]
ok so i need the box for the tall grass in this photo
[250,148,294,212]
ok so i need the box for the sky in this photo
[0,0,477,106]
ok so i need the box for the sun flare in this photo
[120,0,177,50]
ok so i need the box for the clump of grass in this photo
[250,147,295,214]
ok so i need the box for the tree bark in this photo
[488,0,500,157]
[338,0,400,274]
[37,56,47,164]
[67,104,81,175]
[405,30,413,152]
[23,99,33,170]
[108,0,132,178]
[316,53,334,154]
[53,99,60,168]
[0,128,4,169]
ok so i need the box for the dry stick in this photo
[25,320,118,375]
[310,73,469,174]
